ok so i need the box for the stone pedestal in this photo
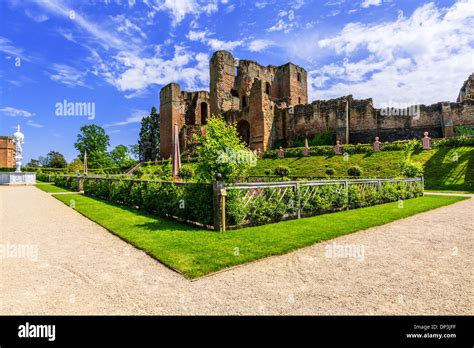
[0,172,36,185]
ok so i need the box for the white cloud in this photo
[0,107,35,117]
[26,119,44,128]
[0,37,26,58]
[248,39,274,52]
[31,0,129,50]
[267,19,297,33]
[111,14,147,39]
[106,45,209,92]
[360,0,382,8]
[308,0,474,106]
[186,30,243,51]
[48,64,89,88]
[24,8,49,22]
[155,0,218,26]
[255,1,269,9]
[104,109,148,127]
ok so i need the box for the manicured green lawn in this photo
[53,193,467,279]
[35,183,72,193]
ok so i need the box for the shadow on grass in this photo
[423,147,473,191]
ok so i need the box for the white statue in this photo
[13,125,24,173]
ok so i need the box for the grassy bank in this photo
[54,193,466,278]
[251,147,473,192]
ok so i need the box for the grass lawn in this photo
[53,193,467,279]
[35,183,72,193]
[141,147,473,192]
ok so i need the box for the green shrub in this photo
[83,178,212,226]
[455,126,474,136]
[325,168,335,176]
[401,160,423,178]
[309,132,334,146]
[347,166,363,177]
[178,165,194,181]
[264,169,271,176]
[54,175,78,191]
[226,179,423,227]
[274,165,290,177]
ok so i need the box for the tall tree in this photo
[138,107,160,161]
[68,158,83,173]
[26,159,41,167]
[110,144,134,167]
[45,151,67,168]
[74,124,111,168]
[195,116,255,182]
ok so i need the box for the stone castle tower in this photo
[159,51,474,159]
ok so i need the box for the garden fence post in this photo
[344,180,349,210]
[77,176,84,192]
[295,182,301,219]
[48,174,51,182]
[213,177,224,232]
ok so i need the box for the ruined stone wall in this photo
[161,52,473,157]
[182,90,210,125]
[210,50,235,117]
[160,83,184,159]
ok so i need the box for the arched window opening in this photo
[237,120,251,145]
[231,89,239,98]
[242,95,249,108]
[297,72,301,82]
[200,102,208,125]
[265,82,271,95]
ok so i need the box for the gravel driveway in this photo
[1,186,472,315]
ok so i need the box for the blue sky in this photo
[1,0,473,163]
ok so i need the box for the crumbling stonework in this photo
[159,50,474,158]
[457,73,474,102]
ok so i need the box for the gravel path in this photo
[1,186,472,315]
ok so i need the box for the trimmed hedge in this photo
[54,175,79,191]
[83,178,213,227]
[226,179,424,227]
[263,136,474,158]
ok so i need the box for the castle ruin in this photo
[159,50,474,158]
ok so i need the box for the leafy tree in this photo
[45,151,67,168]
[68,158,83,173]
[128,144,139,160]
[110,144,135,167]
[195,116,255,182]
[74,124,111,168]
[26,159,41,167]
[138,107,160,161]
[38,156,48,167]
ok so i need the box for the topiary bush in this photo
[347,166,363,177]
[274,165,290,177]
[325,168,335,176]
